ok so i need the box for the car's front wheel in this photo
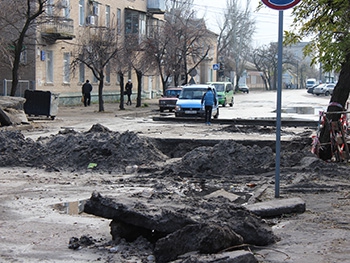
[229,97,234,107]
[325,91,330,96]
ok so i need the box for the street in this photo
[218,89,331,120]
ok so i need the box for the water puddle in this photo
[52,200,87,215]
[282,106,325,115]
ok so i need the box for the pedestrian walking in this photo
[125,79,133,105]
[81,80,93,107]
[201,87,217,125]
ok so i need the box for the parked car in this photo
[313,83,336,96]
[158,87,182,112]
[175,84,219,118]
[206,82,234,107]
[238,84,250,93]
[307,84,319,94]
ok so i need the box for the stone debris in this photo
[84,191,277,262]
[1,124,348,262]
[245,197,306,218]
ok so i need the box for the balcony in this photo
[41,17,75,44]
[147,0,165,14]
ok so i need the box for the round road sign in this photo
[261,0,301,10]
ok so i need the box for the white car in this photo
[313,83,336,96]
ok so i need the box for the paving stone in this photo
[245,197,306,218]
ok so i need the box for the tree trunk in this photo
[318,57,350,160]
[119,72,125,110]
[98,74,104,112]
[136,70,142,108]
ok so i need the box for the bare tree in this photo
[0,0,47,96]
[144,0,212,92]
[217,0,255,87]
[72,24,123,112]
[124,32,157,107]
[252,43,277,90]
[143,24,172,94]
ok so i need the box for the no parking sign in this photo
[261,0,301,10]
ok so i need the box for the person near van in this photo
[201,87,217,125]
[82,80,92,107]
[125,79,133,105]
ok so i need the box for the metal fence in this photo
[1,79,33,97]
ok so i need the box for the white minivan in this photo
[306,78,317,89]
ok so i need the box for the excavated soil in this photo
[1,93,350,262]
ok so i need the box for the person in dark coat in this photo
[201,87,217,125]
[125,79,133,105]
[82,80,93,107]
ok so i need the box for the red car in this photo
[159,87,182,112]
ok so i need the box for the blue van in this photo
[175,84,219,118]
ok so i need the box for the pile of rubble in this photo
[1,123,347,262]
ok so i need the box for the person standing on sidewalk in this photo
[201,87,216,125]
[125,79,133,105]
[82,80,93,107]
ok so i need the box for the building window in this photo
[106,63,110,83]
[93,75,98,83]
[125,10,146,45]
[20,49,27,65]
[79,60,85,83]
[125,10,139,34]
[139,13,146,41]
[79,0,85,26]
[105,5,110,27]
[46,50,54,83]
[93,2,99,16]
[63,52,70,83]
[63,0,70,18]
[117,8,121,34]
[47,0,54,16]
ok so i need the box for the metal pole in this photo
[275,10,284,198]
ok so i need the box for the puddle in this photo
[52,200,87,215]
[282,106,325,115]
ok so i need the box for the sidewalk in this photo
[57,98,160,119]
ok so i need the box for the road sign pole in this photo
[275,10,284,198]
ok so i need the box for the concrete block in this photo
[245,197,306,218]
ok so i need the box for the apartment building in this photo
[1,0,165,104]
[0,0,218,105]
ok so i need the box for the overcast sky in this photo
[192,0,295,47]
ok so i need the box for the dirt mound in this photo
[0,124,316,177]
[0,124,167,172]
[173,140,275,176]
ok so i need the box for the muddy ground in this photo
[0,97,350,263]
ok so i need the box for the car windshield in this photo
[179,88,207,99]
[165,89,181,97]
[211,84,224,92]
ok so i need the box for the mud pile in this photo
[0,124,307,173]
[0,124,167,172]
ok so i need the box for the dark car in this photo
[238,84,250,93]
[159,87,182,112]
[307,84,319,94]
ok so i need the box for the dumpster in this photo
[24,90,59,120]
